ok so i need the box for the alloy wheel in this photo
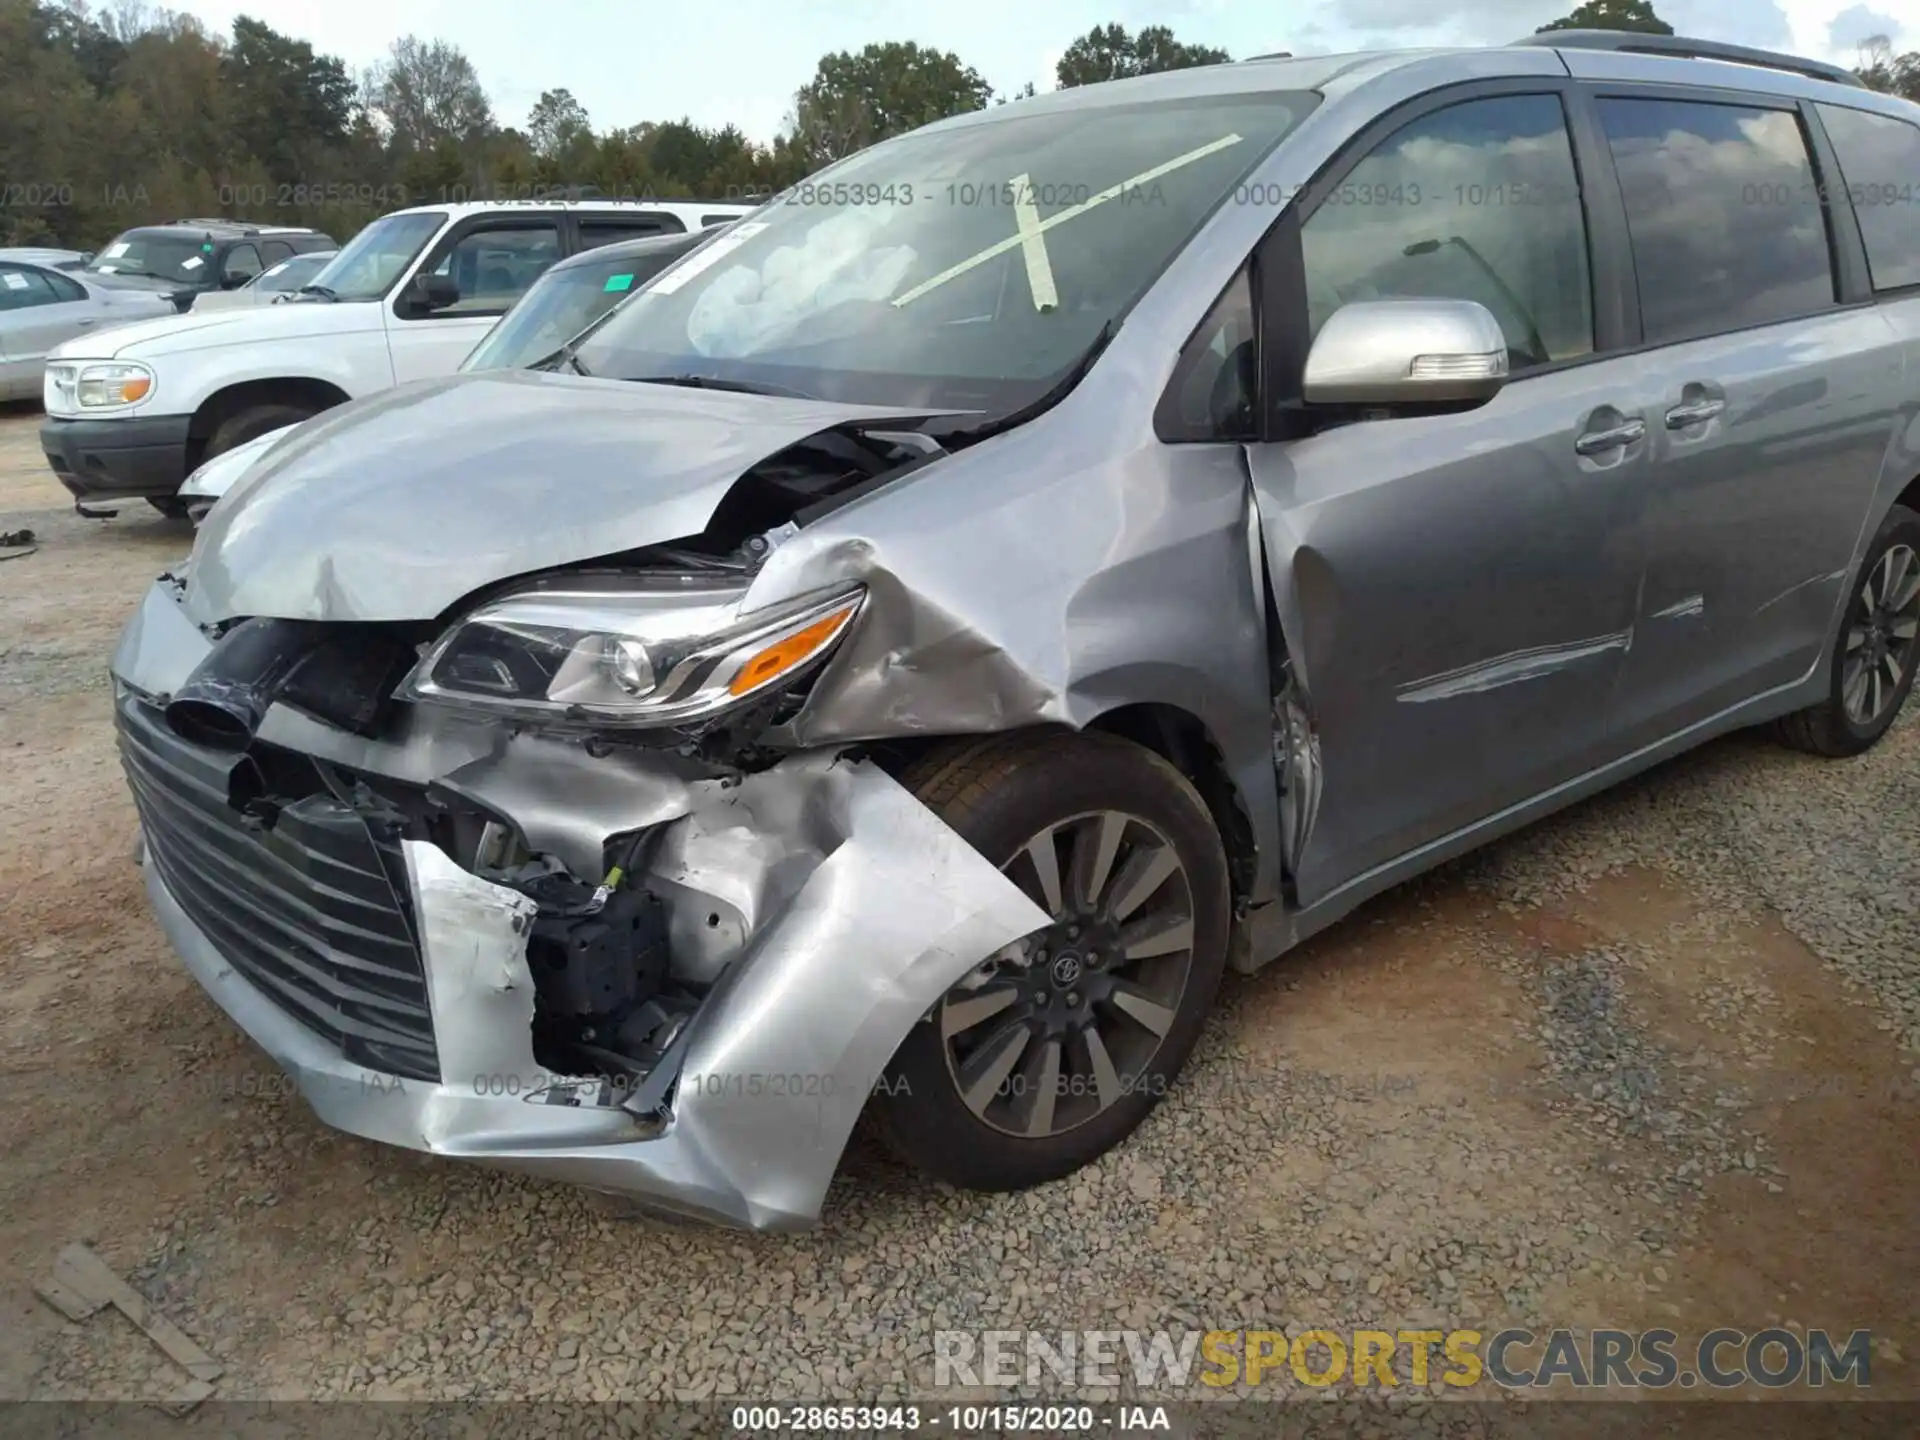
[1842,543,1920,726]
[938,810,1196,1139]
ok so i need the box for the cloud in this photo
[1660,0,1794,48]
[1827,3,1904,49]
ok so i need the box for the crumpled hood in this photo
[184,368,942,625]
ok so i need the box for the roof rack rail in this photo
[1513,29,1864,87]
[1244,51,1294,61]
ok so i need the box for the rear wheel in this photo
[1774,504,1920,757]
[873,731,1230,1192]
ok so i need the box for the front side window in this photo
[580,217,684,249]
[1599,98,1835,344]
[1157,269,1256,441]
[464,246,695,371]
[1817,103,1920,292]
[223,243,262,284]
[1302,94,1594,371]
[304,212,446,301]
[574,91,1314,412]
[261,239,294,264]
[422,223,562,315]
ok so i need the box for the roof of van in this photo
[383,199,758,223]
[921,34,1909,132]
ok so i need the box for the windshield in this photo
[462,243,697,372]
[88,232,216,285]
[256,254,331,293]
[302,212,445,300]
[574,92,1312,411]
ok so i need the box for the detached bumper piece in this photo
[41,414,194,503]
[115,693,440,1082]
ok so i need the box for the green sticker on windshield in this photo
[603,273,634,292]
[202,242,215,253]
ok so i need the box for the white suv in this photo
[40,200,753,515]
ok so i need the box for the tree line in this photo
[2,0,1914,252]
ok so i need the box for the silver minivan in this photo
[114,32,1920,1230]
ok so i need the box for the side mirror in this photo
[1302,299,1508,409]
[404,272,462,315]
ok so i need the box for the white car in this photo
[38,200,753,515]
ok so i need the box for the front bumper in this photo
[115,581,1046,1229]
[42,413,194,502]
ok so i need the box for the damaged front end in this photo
[112,381,1054,1231]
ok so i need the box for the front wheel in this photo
[206,402,313,461]
[1774,503,1920,757]
[873,731,1231,1192]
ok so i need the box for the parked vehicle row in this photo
[39,200,752,513]
[0,257,179,401]
[90,31,1920,1230]
[84,220,337,313]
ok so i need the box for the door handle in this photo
[1665,399,1724,429]
[1574,418,1646,456]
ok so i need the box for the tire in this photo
[1774,503,1920,757]
[145,496,190,519]
[872,730,1231,1192]
[206,402,312,461]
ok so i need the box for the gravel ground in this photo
[0,406,1914,1420]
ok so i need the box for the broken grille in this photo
[116,693,440,1082]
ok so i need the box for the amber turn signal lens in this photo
[121,376,152,402]
[728,604,858,696]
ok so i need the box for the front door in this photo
[386,217,564,384]
[1241,88,1654,903]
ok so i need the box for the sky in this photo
[156,0,1920,144]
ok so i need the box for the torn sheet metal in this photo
[138,735,1046,1230]
[403,842,544,1116]
[659,754,1051,1225]
[434,742,719,882]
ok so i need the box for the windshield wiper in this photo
[295,284,340,302]
[531,339,592,377]
[629,373,815,400]
[934,319,1117,446]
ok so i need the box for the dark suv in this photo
[84,220,335,312]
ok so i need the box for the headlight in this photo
[74,362,155,409]
[401,578,865,728]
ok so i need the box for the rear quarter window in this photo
[1817,103,1920,292]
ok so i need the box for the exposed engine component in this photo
[522,872,669,1038]
[165,616,322,751]
[165,615,424,751]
